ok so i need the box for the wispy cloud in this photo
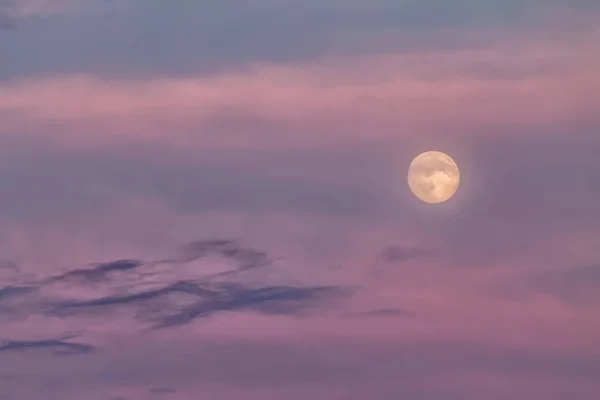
[0,239,350,343]
[0,332,92,355]
[45,259,143,284]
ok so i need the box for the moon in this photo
[408,151,460,204]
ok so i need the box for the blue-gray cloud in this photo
[1,239,350,336]
[0,145,381,222]
[0,333,93,356]
[3,338,600,398]
[526,264,600,305]
[47,279,344,329]
[45,259,143,284]
[379,245,438,263]
[0,285,36,301]
[148,387,176,395]
[1,135,600,268]
[343,307,409,318]
[0,1,17,30]
[1,0,597,80]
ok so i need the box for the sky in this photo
[0,0,599,399]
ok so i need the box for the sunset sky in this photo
[0,1,599,399]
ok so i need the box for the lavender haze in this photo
[0,1,599,399]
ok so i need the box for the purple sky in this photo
[0,1,599,399]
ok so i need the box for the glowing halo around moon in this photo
[408,151,460,204]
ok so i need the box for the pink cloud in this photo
[0,24,598,150]
[5,0,79,18]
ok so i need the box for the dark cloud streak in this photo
[343,308,410,318]
[379,245,438,263]
[0,285,36,300]
[45,259,144,284]
[0,333,93,356]
[172,239,275,273]
[2,239,350,333]
[48,280,346,329]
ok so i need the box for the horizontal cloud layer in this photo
[1,22,599,151]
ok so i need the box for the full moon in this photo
[408,151,460,203]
